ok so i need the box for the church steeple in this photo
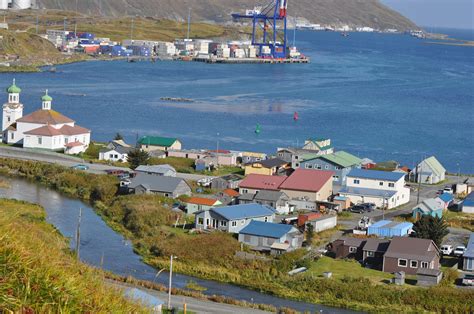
[42,90,53,110]
[7,79,21,104]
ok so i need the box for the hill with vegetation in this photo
[36,0,418,30]
[0,198,145,312]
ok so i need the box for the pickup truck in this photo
[453,246,466,257]
[440,244,453,255]
[462,274,474,286]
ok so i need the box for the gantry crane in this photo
[232,0,288,59]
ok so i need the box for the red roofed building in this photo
[2,82,90,154]
[238,174,288,195]
[279,169,334,202]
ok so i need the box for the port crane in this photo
[232,0,289,59]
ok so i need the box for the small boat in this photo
[49,66,57,73]
[293,111,299,121]
[255,123,261,134]
[341,32,349,37]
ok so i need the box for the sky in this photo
[381,0,474,29]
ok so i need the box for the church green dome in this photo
[42,90,52,102]
[7,79,21,94]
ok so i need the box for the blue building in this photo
[412,198,444,220]
[367,220,413,237]
[299,151,362,185]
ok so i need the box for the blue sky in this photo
[382,0,473,29]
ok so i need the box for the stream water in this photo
[0,176,355,313]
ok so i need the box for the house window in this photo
[335,166,342,170]
[379,182,384,186]
[410,260,418,268]
[325,165,329,169]
[164,193,169,197]
[220,221,227,227]
[421,261,429,268]
[38,137,42,145]
[354,179,360,184]
[366,251,374,257]
[242,189,248,194]
[398,259,408,267]
[349,246,357,253]
[10,133,14,140]
[388,183,395,188]
[316,165,322,170]
[241,220,245,225]
[264,217,268,222]
[294,155,299,160]
[231,221,237,227]
[198,218,204,225]
[333,176,339,180]
[65,137,68,144]
[295,163,299,167]
[7,116,10,122]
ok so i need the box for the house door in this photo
[416,212,421,221]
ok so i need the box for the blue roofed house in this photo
[238,220,303,254]
[413,156,446,184]
[461,191,474,214]
[463,233,474,272]
[437,193,454,210]
[339,169,410,209]
[412,198,444,220]
[299,151,362,185]
[194,203,276,233]
[368,220,414,237]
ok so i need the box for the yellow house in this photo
[138,136,182,152]
[244,158,289,176]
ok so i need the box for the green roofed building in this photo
[299,151,362,185]
[138,136,182,152]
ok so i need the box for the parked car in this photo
[350,205,366,214]
[462,274,474,286]
[440,244,453,256]
[71,164,89,171]
[360,203,375,212]
[443,186,453,194]
[105,169,126,176]
[453,245,466,256]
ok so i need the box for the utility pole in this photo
[187,8,192,40]
[63,17,67,32]
[75,208,82,261]
[168,255,175,310]
[131,18,134,42]
[416,157,423,205]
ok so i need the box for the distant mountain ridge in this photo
[37,0,418,31]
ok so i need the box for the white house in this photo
[194,203,276,233]
[339,169,410,209]
[413,156,446,184]
[99,140,133,162]
[2,80,90,154]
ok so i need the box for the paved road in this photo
[107,280,271,314]
[0,146,217,181]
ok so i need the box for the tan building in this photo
[244,158,288,176]
[278,169,334,202]
[138,136,182,152]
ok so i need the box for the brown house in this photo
[362,238,390,270]
[329,237,366,261]
[382,237,440,275]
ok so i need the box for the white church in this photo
[2,80,91,155]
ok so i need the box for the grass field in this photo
[0,199,145,312]
[444,210,474,231]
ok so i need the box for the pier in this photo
[192,57,310,64]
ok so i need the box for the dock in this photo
[192,57,310,64]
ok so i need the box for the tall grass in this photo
[0,199,146,312]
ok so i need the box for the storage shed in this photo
[416,268,443,286]
[308,215,337,233]
[367,220,413,237]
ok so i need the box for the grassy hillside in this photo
[0,198,146,312]
[36,0,418,30]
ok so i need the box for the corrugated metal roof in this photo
[413,198,444,214]
[128,173,186,193]
[138,136,178,147]
[239,220,295,239]
[438,193,453,203]
[347,169,405,181]
[279,169,333,192]
[423,156,446,177]
[212,203,275,220]
[135,165,176,175]
[318,151,362,168]
[239,174,287,191]
[464,233,474,258]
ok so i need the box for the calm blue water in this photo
[1,30,473,172]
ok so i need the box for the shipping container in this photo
[297,212,322,227]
